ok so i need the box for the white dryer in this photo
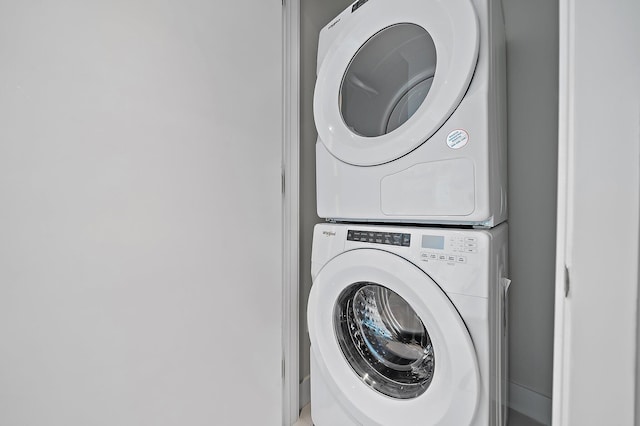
[307,223,509,426]
[314,0,507,227]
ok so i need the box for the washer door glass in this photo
[339,24,437,137]
[334,282,435,399]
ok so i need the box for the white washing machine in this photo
[314,0,507,227]
[307,223,509,425]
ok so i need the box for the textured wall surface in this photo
[0,2,284,424]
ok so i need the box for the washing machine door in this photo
[308,249,479,425]
[314,0,479,166]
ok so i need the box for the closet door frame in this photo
[553,0,640,424]
[283,0,301,424]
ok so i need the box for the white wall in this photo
[0,1,284,425]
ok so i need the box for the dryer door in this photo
[308,249,480,425]
[313,0,479,166]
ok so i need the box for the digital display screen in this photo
[422,235,444,250]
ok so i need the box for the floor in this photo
[294,404,545,426]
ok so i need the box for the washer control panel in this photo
[347,229,411,247]
[420,234,478,265]
[447,236,478,253]
[420,252,468,264]
[343,228,480,265]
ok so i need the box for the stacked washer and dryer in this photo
[307,0,510,425]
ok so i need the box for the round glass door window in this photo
[334,282,435,399]
[339,24,437,138]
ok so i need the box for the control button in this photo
[429,253,437,260]
[421,253,430,258]
[465,242,477,248]
[438,254,447,261]
[352,0,369,13]
[447,255,456,262]
[457,256,467,263]
[465,237,477,243]
[465,247,477,253]
[347,229,413,248]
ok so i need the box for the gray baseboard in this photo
[509,381,552,425]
